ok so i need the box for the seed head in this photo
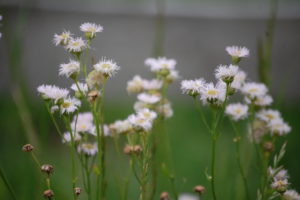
[74,187,81,196]
[88,90,100,102]
[41,164,54,175]
[22,144,34,152]
[194,185,205,195]
[43,189,54,199]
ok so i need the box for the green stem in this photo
[31,152,41,169]
[0,167,17,200]
[45,102,63,137]
[193,96,210,132]
[210,136,217,200]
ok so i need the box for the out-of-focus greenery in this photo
[0,94,299,200]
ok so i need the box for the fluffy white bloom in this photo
[275,169,289,181]
[178,194,199,200]
[37,85,69,103]
[271,179,289,192]
[51,105,59,113]
[128,114,153,132]
[200,81,226,105]
[145,57,176,73]
[62,132,81,143]
[181,79,206,96]
[71,112,94,134]
[156,103,173,118]
[127,75,144,94]
[59,60,80,78]
[225,103,248,121]
[283,190,300,200]
[241,82,268,100]
[142,79,163,91]
[215,64,239,83]
[60,97,81,114]
[110,120,133,134]
[80,22,103,38]
[256,109,281,122]
[53,31,72,46]
[137,108,157,121]
[231,70,247,89]
[137,93,161,104]
[77,143,98,156]
[167,69,180,82]
[91,125,110,137]
[93,58,120,77]
[246,95,273,107]
[226,46,250,58]
[268,119,291,136]
[66,37,87,53]
[71,82,88,93]
[134,101,148,112]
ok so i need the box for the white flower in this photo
[71,82,88,94]
[200,81,226,105]
[66,37,87,53]
[225,103,248,121]
[231,70,247,89]
[137,108,157,121]
[60,97,81,114]
[137,93,161,104]
[59,60,80,78]
[215,64,239,83]
[128,114,153,132]
[53,31,72,46]
[62,132,81,143]
[181,79,206,96]
[271,179,289,192]
[71,112,94,134]
[93,58,120,77]
[37,85,69,103]
[178,194,199,200]
[142,79,163,91]
[274,169,289,181]
[241,82,268,100]
[246,95,273,107]
[268,119,291,136]
[283,190,300,200]
[51,105,59,113]
[166,69,180,82]
[256,109,281,122]
[127,75,144,94]
[109,120,132,134]
[156,103,173,118]
[134,101,148,112]
[80,22,103,38]
[226,46,250,58]
[145,57,176,73]
[77,143,98,156]
[86,70,104,88]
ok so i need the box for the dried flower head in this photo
[43,189,54,199]
[41,164,54,175]
[74,187,81,196]
[22,144,34,152]
[193,185,205,195]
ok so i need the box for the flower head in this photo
[86,70,105,89]
[60,97,81,114]
[109,120,132,135]
[93,58,120,77]
[181,79,206,96]
[62,132,82,143]
[78,143,98,156]
[231,70,247,90]
[80,22,103,39]
[71,82,88,94]
[37,85,69,103]
[71,112,94,134]
[225,103,248,121]
[66,37,87,53]
[59,59,80,79]
[200,81,226,105]
[241,82,268,100]
[128,114,153,132]
[283,190,300,200]
[246,95,273,107]
[127,75,144,94]
[142,79,163,91]
[268,119,291,136]
[256,109,281,122]
[215,64,239,83]
[226,46,249,58]
[145,57,176,75]
[137,93,161,104]
[136,108,157,121]
[53,31,72,46]
[156,103,173,118]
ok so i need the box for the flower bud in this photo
[74,187,81,196]
[263,141,274,153]
[123,145,133,155]
[22,144,34,152]
[43,189,54,199]
[88,90,100,102]
[160,192,170,200]
[41,164,54,175]
[194,185,205,195]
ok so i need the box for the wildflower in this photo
[86,70,105,89]
[77,143,98,156]
[71,82,88,98]
[256,109,281,122]
[200,81,226,105]
[283,190,300,200]
[37,85,69,103]
[193,185,205,195]
[271,179,289,193]
[226,46,249,64]
[145,57,176,75]
[93,58,120,78]
[178,194,199,200]
[66,37,87,54]
[71,112,94,134]
[231,70,247,90]
[128,114,153,132]
[246,95,273,107]
[41,164,54,175]
[268,119,291,136]
[127,75,144,94]
[225,103,248,121]
[62,132,82,143]
[215,64,239,83]
[43,189,54,199]
[181,79,206,96]
[156,102,173,118]
[60,97,81,114]
[53,31,72,46]
[134,101,149,111]
[51,105,59,113]
[142,79,163,91]
[59,60,80,79]
[166,69,180,83]
[137,108,157,121]
[22,144,34,152]
[80,22,103,39]
[109,120,132,134]
[137,93,161,104]
[241,82,268,100]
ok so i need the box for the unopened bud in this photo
[194,185,205,195]
[123,145,143,155]
[43,189,54,199]
[41,164,54,175]
[22,144,34,152]
[132,145,143,154]
[88,90,99,102]
[123,145,133,155]
[160,191,170,200]
[263,141,274,153]
[74,187,81,196]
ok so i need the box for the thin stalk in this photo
[31,152,41,169]
[210,136,217,200]
[0,167,17,200]
[193,96,210,132]
[74,79,85,97]
[44,102,63,137]
[230,120,250,200]
[83,39,91,78]
[84,156,92,200]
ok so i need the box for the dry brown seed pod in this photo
[88,90,99,102]
[41,164,54,175]
[22,144,34,152]
[123,145,133,155]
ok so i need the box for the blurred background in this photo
[0,0,299,199]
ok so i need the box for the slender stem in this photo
[31,152,41,169]
[82,39,91,78]
[45,102,63,137]
[230,120,250,200]
[193,96,210,132]
[74,79,85,97]
[84,156,92,200]
[210,136,217,200]
[0,167,17,200]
